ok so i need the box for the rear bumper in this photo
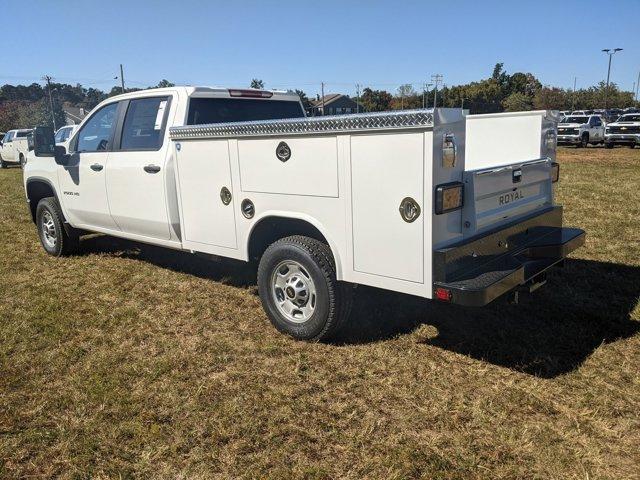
[433,207,585,306]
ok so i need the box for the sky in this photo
[3,0,639,98]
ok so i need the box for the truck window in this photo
[120,97,169,150]
[15,131,30,138]
[54,128,68,143]
[187,98,304,125]
[77,103,118,152]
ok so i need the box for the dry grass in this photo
[1,146,639,479]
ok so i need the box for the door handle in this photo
[143,164,161,173]
[90,163,103,171]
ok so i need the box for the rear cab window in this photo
[187,97,304,125]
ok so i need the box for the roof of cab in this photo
[106,86,300,102]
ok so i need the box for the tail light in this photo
[435,287,452,302]
[435,182,464,214]
[228,89,273,98]
[551,162,560,183]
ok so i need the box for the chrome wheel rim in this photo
[271,260,316,323]
[41,211,57,248]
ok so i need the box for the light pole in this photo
[602,48,623,108]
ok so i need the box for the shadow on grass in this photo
[79,235,639,378]
[336,258,640,378]
[79,234,257,288]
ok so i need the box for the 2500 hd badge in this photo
[499,190,524,205]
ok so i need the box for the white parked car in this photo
[54,125,77,148]
[24,87,584,341]
[557,115,605,147]
[604,113,640,148]
[1,129,32,167]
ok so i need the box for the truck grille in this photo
[607,126,640,134]
[557,127,578,135]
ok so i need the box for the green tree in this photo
[250,79,265,89]
[155,79,175,88]
[502,92,533,111]
[294,89,312,111]
[533,87,567,110]
[360,87,393,112]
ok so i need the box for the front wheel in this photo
[605,142,614,149]
[578,133,588,148]
[257,235,352,341]
[19,154,25,168]
[0,156,6,169]
[36,197,79,256]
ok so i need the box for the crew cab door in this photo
[105,96,172,240]
[2,132,15,161]
[591,116,604,140]
[58,101,120,230]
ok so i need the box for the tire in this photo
[0,156,6,169]
[36,197,79,257]
[257,235,353,341]
[605,143,614,149]
[629,144,636,149]
[19,154,25,168]
[578,133,588,148]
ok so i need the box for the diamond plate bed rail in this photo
[169,109,435,140]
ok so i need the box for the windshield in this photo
[187,98,305,125]
[562,116,588,124]
[15,130,31,138]
[617,114,640,122]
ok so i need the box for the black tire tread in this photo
[257,235,353,341]
[36,197,79,257]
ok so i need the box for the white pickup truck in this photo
[604,113,640,148]
[25,87,584,341]
[1,129,32,167]
[557,114,605,147]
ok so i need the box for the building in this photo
[62,105,88,125]
[309,94,361,116]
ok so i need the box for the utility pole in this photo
[120,64,125,92]
[355,83,361,113]
[431,74,443,109]
[571,76,577,111]
[602,48,623,108]
[321,82,325,115]
[42,75,57,130]
[636,70,640,102]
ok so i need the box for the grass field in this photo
[1,147,639,479]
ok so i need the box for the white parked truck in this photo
[1,129,32,167]
[24,87,584,341]
[604,113,640,148]
[556,114,605,147]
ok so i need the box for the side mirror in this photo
[33,126,56,157]
[54,145,70,166]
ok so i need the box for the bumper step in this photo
[434,207,585,306]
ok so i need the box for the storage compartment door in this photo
[175,140,237,250]
[350,133,424,283]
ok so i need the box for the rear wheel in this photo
[629,144,636,149]
[36,197,79,257]
[19,153,25,168]
[605,142,614,149]
[257,235,352,341]
[0,156,6,169]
